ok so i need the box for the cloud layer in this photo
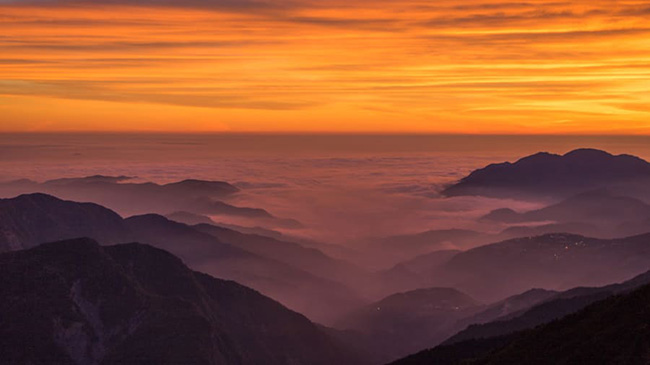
[1,0,649,132]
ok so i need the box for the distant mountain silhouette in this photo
[166,210,217,225]
[0,238,366,365]
[392,272,650,365]
[484,189,650,222]
[361,229,486,269]
[430,232,650,302]
[450,288,558,336]
[215,222,286,239]
[370,270,650,364]
[499,222,600,240]
[166,211,287,239]
[336,287,480,362]
[189,198,304,229]
[442,149,650,199]
[191,198,274,218]
[375,250,462,296]
[193,223,370,289]
[0,193,362,323]
[484,190,650,238]
[336,284,555,363]
[45,176,239,195]
[38,177,239,215]
[0,176,302,228]
[128,215,366,323]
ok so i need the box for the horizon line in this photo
[3,131,650,137]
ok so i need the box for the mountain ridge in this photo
[0,238,367,365]
[442,148,650,199]
[0,193,363,323]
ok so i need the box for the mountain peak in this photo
[0,238,366,365]
[563,148,612,158]
[0,194,128,252]
[8,192,62,202]
[442,149,650,199]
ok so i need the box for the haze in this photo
[4,1,650,364]
[3,133,650,244]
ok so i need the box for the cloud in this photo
[2,39,280,52]
[1,0,287,12]
[1,0,650,132]
[0,80,314,110]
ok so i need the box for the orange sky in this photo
[1,0,650,133]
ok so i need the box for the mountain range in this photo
[391,270,650,365]
[0,238,366,365]
[0,176,298,229]
[0,193,364,324]
[483,189,650,239]
[429,232,650,302]
[442,148,650,200]
[4,147,650,364]
[336,287,480,362]
[340,267,650,363]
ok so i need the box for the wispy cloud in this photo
[1,0,649,132]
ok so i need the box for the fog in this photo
[7,133,649,243]
[4,133,650,361]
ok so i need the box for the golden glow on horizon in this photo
[1,1,650,133]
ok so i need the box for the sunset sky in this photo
[1,0,649,133]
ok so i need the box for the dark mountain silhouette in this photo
[499,222,600,240]
[45,175,133,184]
[480,207,521,223]
[0,193,363,323]
[375,250,462,296]
[341,287,556,362]
[430,233,650,302]
[475,283,650,364]
[214,222,286,239]
[392,277,650,365]
[191,198,273,218]
[0,238,367,365]
[124,214,250,262]
[38,177,239,216]
[289,235,363,263]
[43,176,239,197]
[443,270,650,346]
[166,210,218,225]
[442,149,650,199]
[483,190,650,238]
[166,211,288,239]
[190,198,304,229]
[193,223,370,288]
[0,193,129,252]
[338,282,556,362]
[450,288,558,337]
[389,336,512,365]
[389,249,463,278]
[121,215,365,324]
[162,178,240,197]
[336,287,480,362]
[0,176,301,228]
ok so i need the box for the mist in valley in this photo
[3,134,650,363]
